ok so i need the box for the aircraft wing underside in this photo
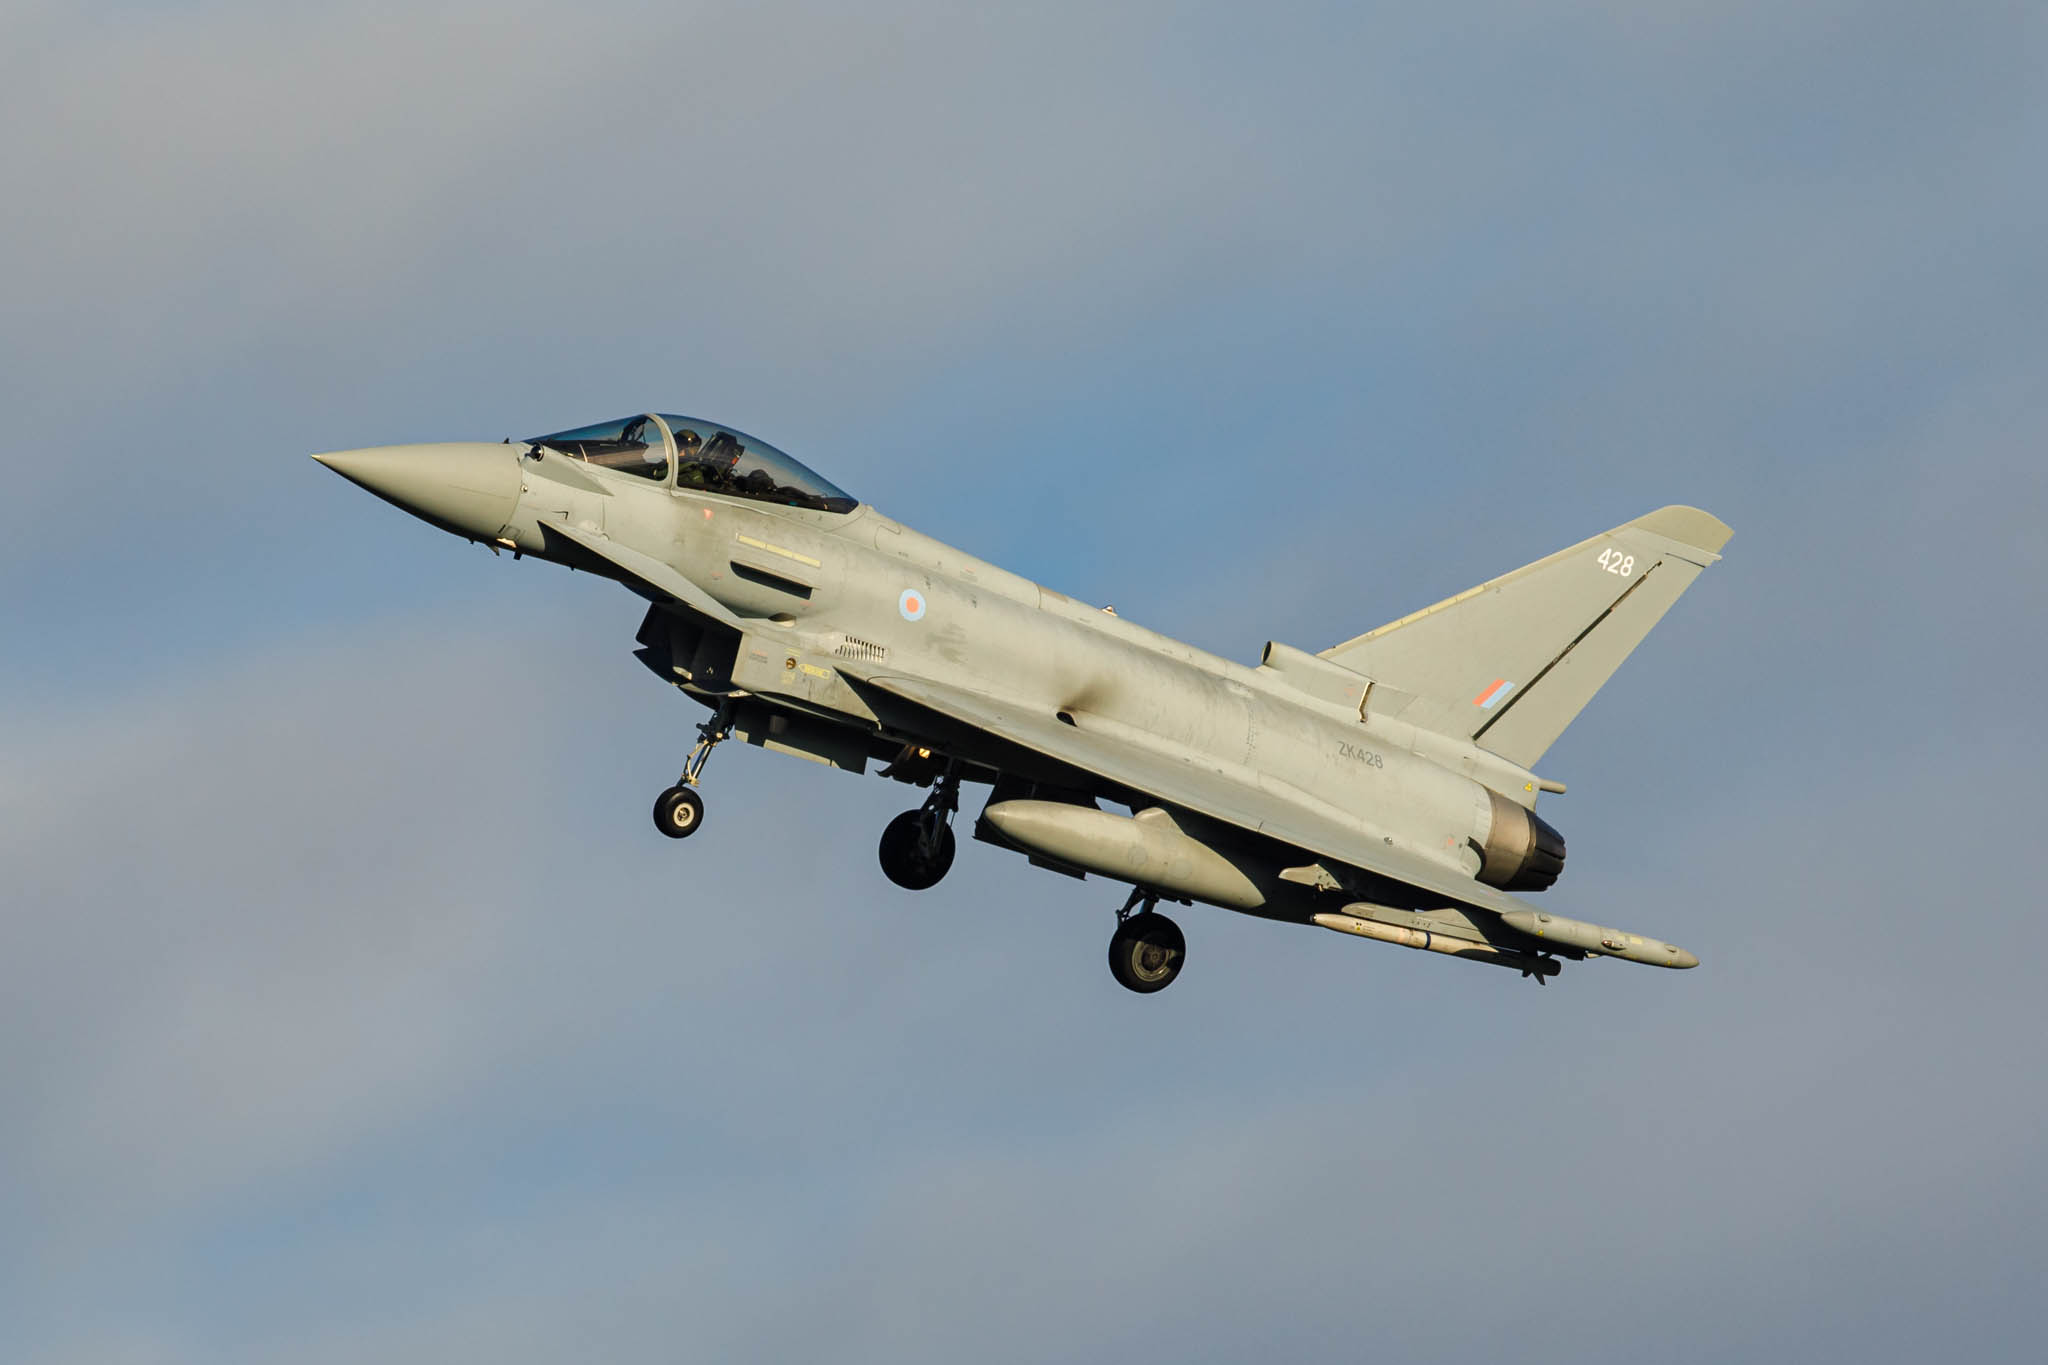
[853,673,1546,922]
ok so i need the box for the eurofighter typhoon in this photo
[315,413,1730,993]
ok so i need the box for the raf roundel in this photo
[898,588,928,622]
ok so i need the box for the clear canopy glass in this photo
[657,414,857,513]
[526,413,857,513]
[527,414,670,482]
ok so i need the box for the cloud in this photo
[5,3,2046,1362]
[1,618,558,1243]
[8,543,2043,1363]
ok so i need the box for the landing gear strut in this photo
[878,760,959,890]
[1108,887,1186,994]
[652,702,732,840]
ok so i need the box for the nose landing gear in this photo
[878,761,959,889]
[1108,888,1186,994]
[652,703,731,840]
[653,784,705,838]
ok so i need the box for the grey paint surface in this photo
[314,426,1726,981]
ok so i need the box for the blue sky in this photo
[3,3,2044,1361]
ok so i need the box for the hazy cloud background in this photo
[3,3,2043,1361]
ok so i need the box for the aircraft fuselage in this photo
[315,422,1716,991]
[504,445,1550,902]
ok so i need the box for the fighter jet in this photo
[314,412,1730,993]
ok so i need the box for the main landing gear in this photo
[878,761,959,890]
[652,703,732,840]
[1108,888,1186,994]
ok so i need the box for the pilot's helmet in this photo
[675,429,702,452]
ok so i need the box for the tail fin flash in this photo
[1321,506,1731,766]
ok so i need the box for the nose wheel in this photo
[878,760,959,889]
[653,785,705,838]
[652,703,731,841]
[1108,889,1185,993]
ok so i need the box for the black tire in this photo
[879,809,955,890]
[653,785,705,839]
[1108,912,1186,994]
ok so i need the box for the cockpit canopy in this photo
[526,413,857,514]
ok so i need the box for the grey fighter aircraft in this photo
[314,412,1730,993]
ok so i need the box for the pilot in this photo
[701,430,742,471]
[691,431,743,494]
[672,428,718,489]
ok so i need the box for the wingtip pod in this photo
[1629,505,1733,561]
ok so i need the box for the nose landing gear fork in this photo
[652,701,732,840]
[878,760,959,890]
[1115,886,1155,924]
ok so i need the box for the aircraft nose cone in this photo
[313,443,522,541]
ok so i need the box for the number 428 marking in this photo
[1597,547,1636,576]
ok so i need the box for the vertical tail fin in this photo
[1321,506,1731,766]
